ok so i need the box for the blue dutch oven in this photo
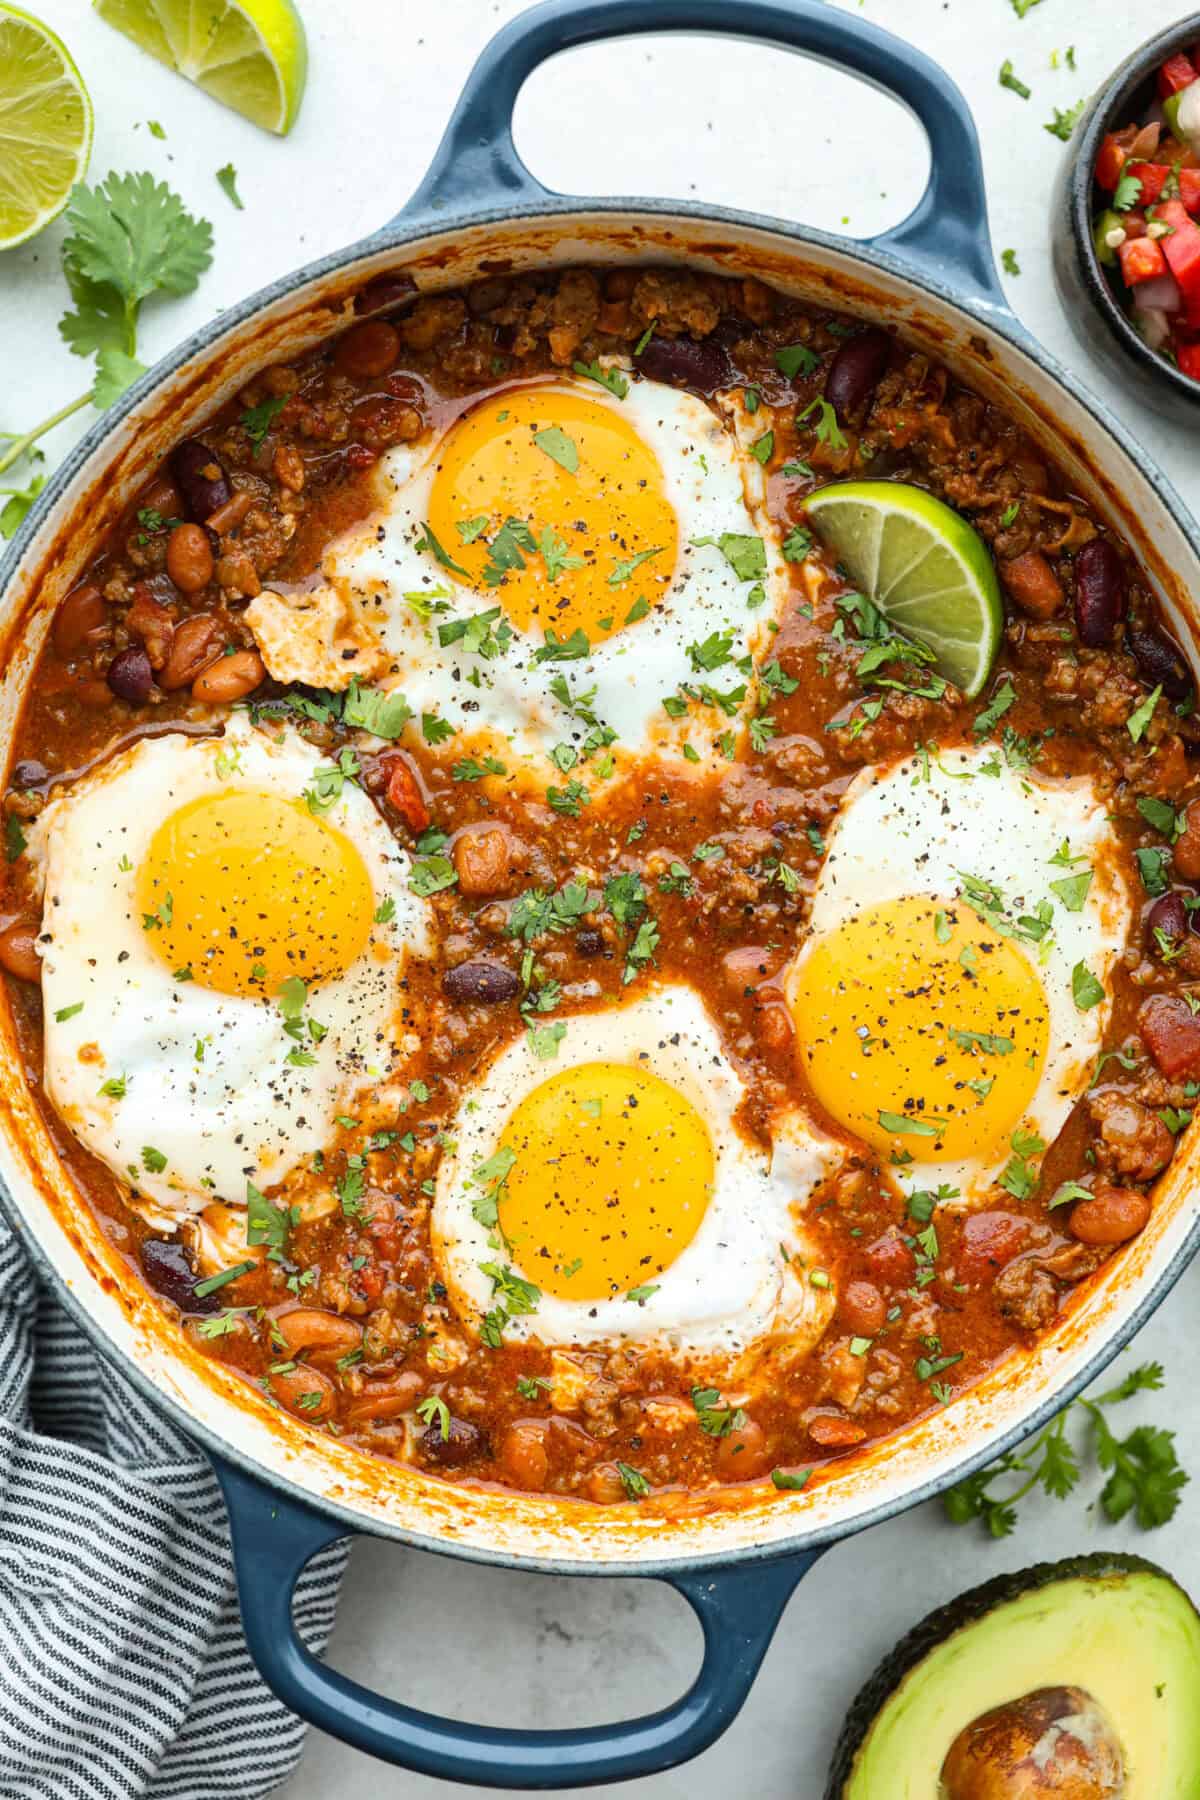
[3,0,1200,1788]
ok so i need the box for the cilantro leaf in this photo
[216,164,244,210]
[60,173,214,359]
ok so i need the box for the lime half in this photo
[806,480,1003,699]
[93,0,307,135]
[0,5,93,249]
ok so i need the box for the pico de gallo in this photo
[1093,45,1200,378]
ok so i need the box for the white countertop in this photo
[5,2,1200,1796]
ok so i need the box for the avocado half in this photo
[826,1554,1200,1798]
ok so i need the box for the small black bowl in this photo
[1053,14,1200,423]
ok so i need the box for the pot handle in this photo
[215,1456,824,1787]
[395,0,1007,311]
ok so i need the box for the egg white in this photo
[30,715,431,1226]
[431,983,838,1384]
[788,745,1133,1208]
[246,374,792,788]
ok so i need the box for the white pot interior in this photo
[2,208,1197,1568]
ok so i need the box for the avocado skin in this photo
[824,1552,1193,1798]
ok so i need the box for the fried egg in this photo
[432,984,838,1386]
[31,715,430,1227]
[246,374,790,786]
[784,746,1133,1209]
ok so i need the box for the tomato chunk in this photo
[1181,168,1200,213]
[1118,235,1168,285]
[958,1211,1032,1285]
[1159,51,1198,99]
[1176,340,1200,379]
[1156,199,1200,323]
[1095,134,1128,191]
[1139,992,1200,1078]
[384,754,432,833]
[1128,161,1169,205]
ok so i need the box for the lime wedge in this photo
[93,0,307,135]
[0,5,93,249]
[805,480,1003,699]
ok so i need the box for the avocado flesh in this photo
[837,1560,1200,1798]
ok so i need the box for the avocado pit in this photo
[940,1685,1125,1800]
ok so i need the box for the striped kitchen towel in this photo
[0,1218,348,1799]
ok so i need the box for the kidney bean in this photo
[839,1280,885,1336]
[165,522,215,594]
[1000,550,1064,620]
[1068,1184,1152,1246]
[272,1364,337,1422]
[808,1413,867,1449]
[142,1238,216,1314]
[419,1415,483,1468]
[0,919,40,983]
[191,649,264,704]
[575,927,607,958]
[159,614,225,690]
[384,756,430,834]
[53,584,106,657]
[336,320,400,379]
[10,760,46,790]
[824,328,891,422]
[1126,622,1194,701]
[106,645,154,704]
[168,440,232,523]
[442,960,521,1005]
[1173,799,1200,880]
[1148,890,1189,951]
[353,272,417,316]
[273,1308,362,1360]
[1139,992,1200,1078]
[501,1421,549,1491]
[636,331,731,394]
[716,1416,771,1479]
[452,824,513,895]
[1073,538,1126,647]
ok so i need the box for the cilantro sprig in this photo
[944,1361,1187,1537]
[1,174,214,516]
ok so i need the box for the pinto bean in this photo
[53,584,106,656]
[839,1280,885,1336]
[1139,992,1200,1078]
[106,645,154,704]
[159,614,225,690]
[1127,622,1194,701]
[636,331,731,394]
[165,522,214,593]
[1000,550,1063,619]
[271,1364,337,1421]
[1174,799,1200,881]
[419,1415,483,1468]
[1068,1183,1152,1246]
[344,1371,422,1426]
[336,320,400,379]
[204,490,254,536]
[191,649,264,704]
[169,440,232,523]
[501,1421,549,1491]
[808,1413,867,1449]
[141,1238,215,1313]
[384,756,430,833]
[0,919,40,983]
[273,1308,362,1360]
[452,824,514,896]
[716,1416,771,1478]
[824,328,891,422]
[442,960,521,1005]
[1073,538,1126,647]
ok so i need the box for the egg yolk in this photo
[135,790,375,996]
[788,896,1050,1163]
[425,386,679,644]
[496,1061,714,1300]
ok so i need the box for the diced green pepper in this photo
[1093,208,1125,266]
